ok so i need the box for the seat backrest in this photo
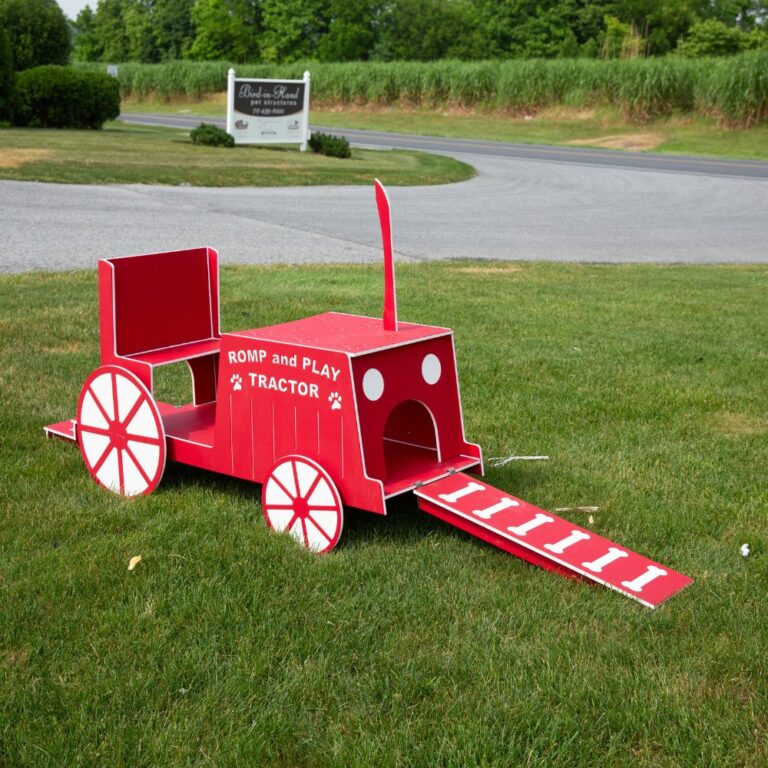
[99,247,219,360]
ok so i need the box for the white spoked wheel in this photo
[76,366,166,497]
[262,456,343,554]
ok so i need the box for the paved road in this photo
[122,111,768,181]
[2,114,767,272]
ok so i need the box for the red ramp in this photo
[416,473,692,609]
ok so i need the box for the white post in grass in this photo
[300,70,311,152]
[226,68,235,137]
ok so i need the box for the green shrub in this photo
[190,122,234,147]
[12,65,120,128]
[308,131,351,158]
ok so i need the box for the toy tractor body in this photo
[45,183,691,608]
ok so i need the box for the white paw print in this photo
[329,392,342,411]
[230,373,243,391]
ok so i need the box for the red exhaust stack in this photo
[375,179,398,332]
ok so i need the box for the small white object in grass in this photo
[588,515,594,525]
[740,543,750,558]
[128,555,142,571]
[489,455,549,467]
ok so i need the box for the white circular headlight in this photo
[421,354,441,385]
[362,368,385,401]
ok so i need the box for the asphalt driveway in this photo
[2,127,767,272]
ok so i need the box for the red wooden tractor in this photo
[46,181,691,608]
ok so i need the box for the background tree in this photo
[611,0,700,54]
[124,0,159,62]
[0,25,14,120]
[154,0,196,59]
[189,0,263,61]
[260,0,330,63]
[373,0,484,61]
[0,0,71,71]
[90,0,129,60]
[600,15,645,57]
[55,0,768,63]
[475,0,611,59]
[73,0,195,62]
[315,0,378,62]
[745,26,768,48]
[705,0,767,29]
[72,6,104,61]
[676,18,748,55]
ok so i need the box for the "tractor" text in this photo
[248,373,319,398]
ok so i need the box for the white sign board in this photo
[226,69,311,151]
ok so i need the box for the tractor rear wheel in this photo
[262,456,343,553]
[76,366,166,497]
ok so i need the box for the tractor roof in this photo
[230,312,451,356]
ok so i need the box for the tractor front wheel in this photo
[262,456,343,553]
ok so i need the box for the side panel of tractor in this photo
[214,333,386,514]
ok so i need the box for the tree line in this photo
[0,0,765,76]
[71,0,767,63]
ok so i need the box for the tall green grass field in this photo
[89,53,768,126]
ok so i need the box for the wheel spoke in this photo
[271,474,297,502]
[121,393,145,430]
[111,373,119,422]
[90,441,114,475]
[124,444,151,485]
[123,431,162,445]
[301,473,322,501]
[79,424,110,437]
[307,515,333,542]
[291,460,302,500]
[117,447,125,494]
[88,385,112,425]
[285,512,300,531]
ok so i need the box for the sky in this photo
[57,1,91,20]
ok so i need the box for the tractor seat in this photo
[123,338,221,367]
[98,247,221,405]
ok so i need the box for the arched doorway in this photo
[383,400,439,483]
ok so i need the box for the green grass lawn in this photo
[125,96,768,161]
[0,123,473,187]
[315,108,768,160]
[2,262,767,766]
